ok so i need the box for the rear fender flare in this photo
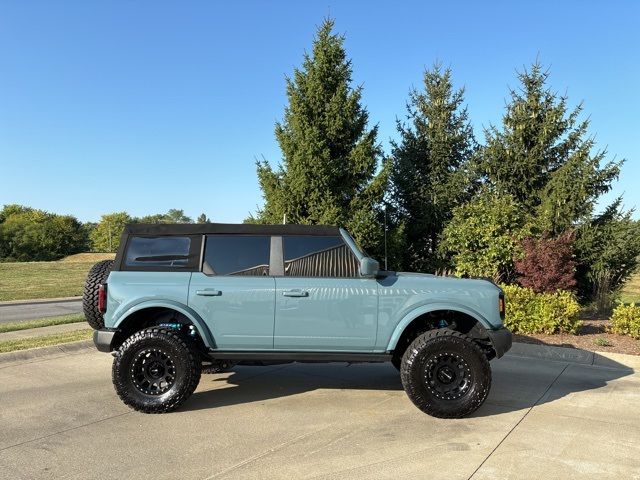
[113,300,215,348]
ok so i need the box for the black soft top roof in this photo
[123,223,342,236]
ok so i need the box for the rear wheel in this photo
[112,328,201,413]
[400,329,491,418]
[83,259,114,329]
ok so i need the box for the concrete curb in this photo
[0,296,82,307]
[507,342,639,370]
[507,342,594,364]
[0,340,93,365]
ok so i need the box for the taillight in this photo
[498,293,505,319]
[98,284,107,313]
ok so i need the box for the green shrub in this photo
[440,193,530,283]
[609,304,640,339]
[593,337,612,347]
[502,284,582,334]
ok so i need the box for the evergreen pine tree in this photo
[390,64,476,271]
[481,62,620,233]
[254,19,388,252]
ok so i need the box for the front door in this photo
[274,235,378,351]
[188,234,274,350]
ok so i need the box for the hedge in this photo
[502,284,582,334]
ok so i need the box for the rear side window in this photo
[283,236,359,277]
[125,236,192,267]
[204,235,270,276]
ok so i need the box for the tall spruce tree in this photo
[481,62,620,233]
[254,19,387,252]
[390,64,476,271]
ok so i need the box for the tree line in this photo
[0,206,209,261]
[249,19,640,312]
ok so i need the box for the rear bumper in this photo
[487,327,512,359]
[93,329,117,352]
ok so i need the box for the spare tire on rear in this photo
[83,259,114,329]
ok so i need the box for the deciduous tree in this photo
[138,209,193,224]
[0,205,87,261]
[515,233,577,293]
[90,212,132,253]
[440,192,530,282]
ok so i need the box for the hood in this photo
[380,271,501,294]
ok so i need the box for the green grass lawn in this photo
[620,271,640,304]
[0,329,92,353]
[0,253,114,302]
[0,314,86,333]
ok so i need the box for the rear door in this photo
[273,235,378,351]
[188,235,275,350]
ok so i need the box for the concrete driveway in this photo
[0,346,638,480]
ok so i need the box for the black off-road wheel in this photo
[82,259,114,329]
[112,328,202,413]
[400,329,491,418]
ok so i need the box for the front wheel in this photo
[400,329,491,418]
[112,328,201,413]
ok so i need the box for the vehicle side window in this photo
[204,235,270,276]
[283,236,359,277]
[125,236,191,267]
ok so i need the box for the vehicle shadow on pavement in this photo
[185,362,404,412]
[183,354,635,416]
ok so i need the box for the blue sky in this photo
[1,1,638,223]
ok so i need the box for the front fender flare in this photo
[113,300,215,348]
[386,302,491,351]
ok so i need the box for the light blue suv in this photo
[84,223,511,417]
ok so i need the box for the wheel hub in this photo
[437,365,456,384]
[146,361,165,379]
[424,352,472,400]
[131,348,176,396]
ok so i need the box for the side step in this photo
[207,351,392,363]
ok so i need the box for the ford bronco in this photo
[84,223,511,417]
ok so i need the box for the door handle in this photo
[282,289,309,298]
[196,289,222,296]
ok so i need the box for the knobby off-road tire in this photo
[82,259,114,329]
[400,329,491,418]
[112,328,202,413]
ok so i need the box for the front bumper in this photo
[93,329,117,352]
[487,327,512,359]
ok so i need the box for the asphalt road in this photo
[0,299,83,323]
[1,347,639,479]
